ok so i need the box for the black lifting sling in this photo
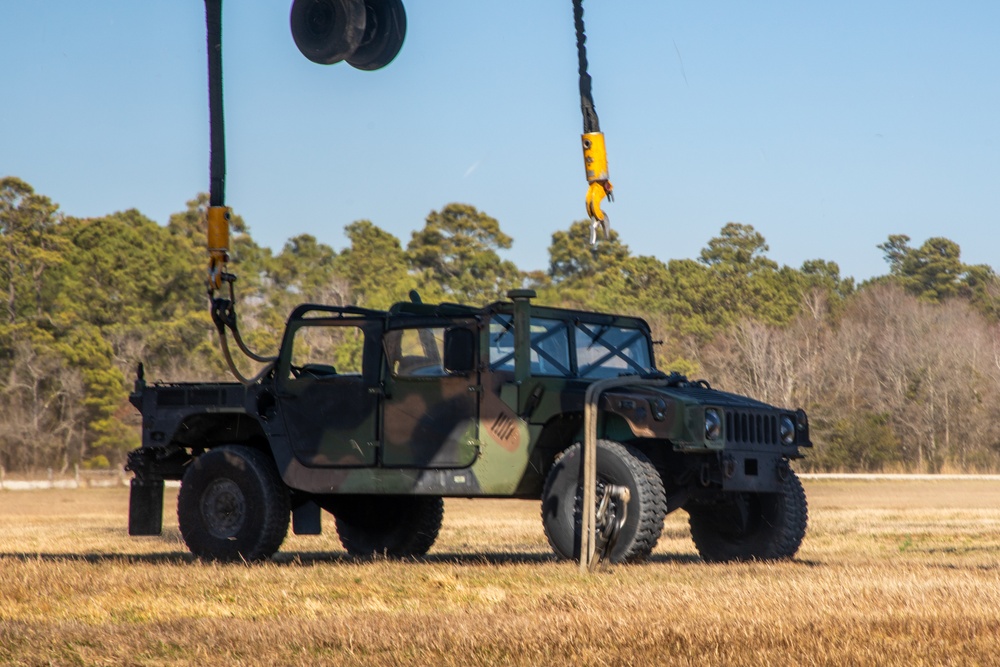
[572,0,614,246]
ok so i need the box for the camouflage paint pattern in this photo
[129,296,811,499]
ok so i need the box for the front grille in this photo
[725,410,778,446]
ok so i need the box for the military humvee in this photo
[127,290,810,564]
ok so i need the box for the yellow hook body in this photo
[582,132,613,245]
[585,181,613,242]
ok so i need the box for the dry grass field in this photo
[1,478,999,666]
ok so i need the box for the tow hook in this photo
[722,455,737,480]
[699,463,712,487]
[776,460,790,482]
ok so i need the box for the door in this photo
[277,319,381,467]
[381,321,479,468]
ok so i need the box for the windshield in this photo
[574,322,652,378]
[489,315,653,378]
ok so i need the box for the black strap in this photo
[573,0,600,134]
[206,0,226,207]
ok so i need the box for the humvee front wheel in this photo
[687,469,807,563]
[334,496,443,558]
[177,446,290,562]
[541,440,667,564]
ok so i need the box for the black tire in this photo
[346,0,407,71]
[177,446,290,562]
[541,440,667,564]
[334,495,443,558]
[290,0,366,65]
[687,470,808,563]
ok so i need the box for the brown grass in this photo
[2,479,999,666]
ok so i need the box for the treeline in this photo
[2,176,999,472]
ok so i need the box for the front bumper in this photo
[718,451,793,493]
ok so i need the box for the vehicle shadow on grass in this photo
[927,560,1000,572]
[0,550,824,569]
[277,550,711,567]
[0,551,196,565]
[272,551,558,566]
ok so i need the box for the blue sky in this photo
[2,1,998,282]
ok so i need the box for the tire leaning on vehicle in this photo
[541,440,667,564]
[177,446,291,562]
[687,469,808,563]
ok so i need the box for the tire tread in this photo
[688,470,807,563]
[541,440,667,564]
[177,445,290,562]
[335,496,443,558]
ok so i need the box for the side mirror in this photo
[443,328,476,375]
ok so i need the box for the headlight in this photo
[705,408,722,441]
[780,415,795,445]
[651,398,668,421]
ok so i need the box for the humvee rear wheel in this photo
[177,446,290,562]
[687,470,807,563]
[334,495,443,558]
[541,440,667,564]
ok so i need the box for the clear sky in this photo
[2,1,998,282]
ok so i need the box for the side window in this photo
[385,327,446,377]
[488,315,571,377]
[488,315,515,371]
[529,318,572,376]
[288,324,365,379]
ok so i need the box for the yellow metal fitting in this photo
[207,206,231,292]
[582,132,609,183]
[207,206,231,251]
[582,132,613,245]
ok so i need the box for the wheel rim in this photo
[346,0,406,70]
[358,3,380,46]
[574,479,625,534]
[291,0,366,65]
[200,478,246,539]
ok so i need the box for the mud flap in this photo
[292,499,322,535]
[128,478,164,536]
